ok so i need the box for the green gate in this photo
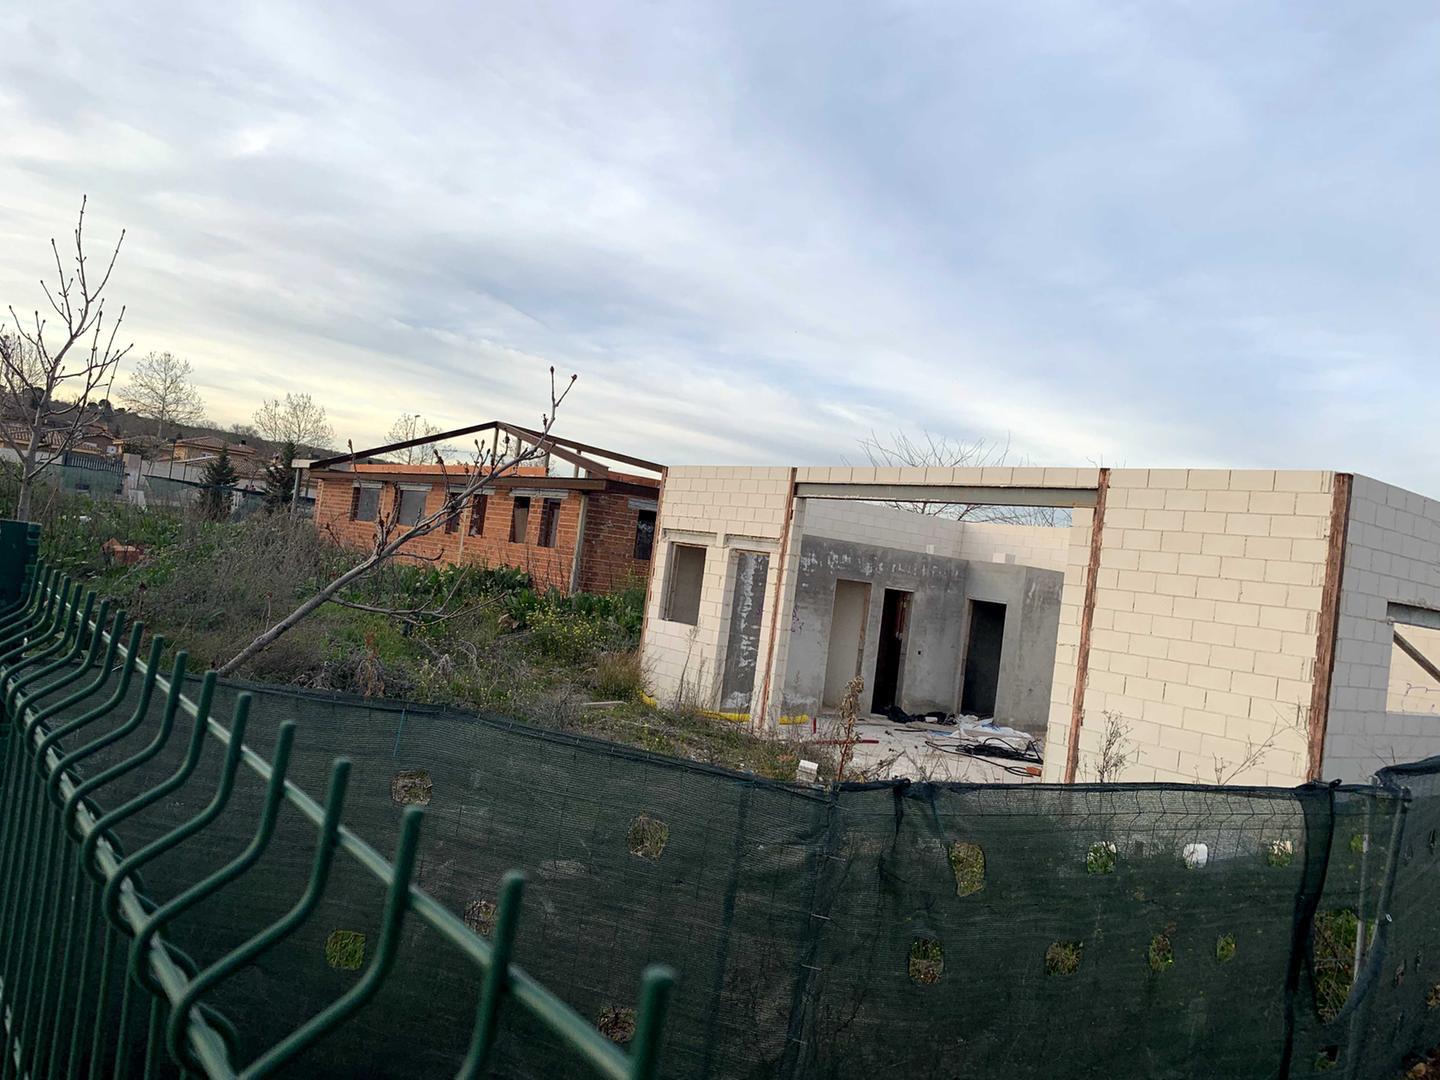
[0,522,673,1078]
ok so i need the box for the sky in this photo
[1,2,1437,485]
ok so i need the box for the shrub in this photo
[590,650,646,701]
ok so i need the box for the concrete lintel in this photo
[793,482,1098,509]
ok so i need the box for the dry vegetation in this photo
[8,482,804,780]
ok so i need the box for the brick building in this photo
[305,422,663,596]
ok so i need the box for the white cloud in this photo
[0,0,1437,491]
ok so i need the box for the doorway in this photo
[961,600,1007,718]
[823,580,871,708]
[870,589,912,714]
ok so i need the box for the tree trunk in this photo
[15,441,39,522]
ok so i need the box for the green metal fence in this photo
[0,531,674,1078]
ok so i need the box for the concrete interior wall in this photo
[782,532,971,719]
[779,506,1065,731]
[960,562,1064,734]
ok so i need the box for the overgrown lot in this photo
[9,485,805,780]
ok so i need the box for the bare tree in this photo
[856,428,1063,526]
[119,350,206,434]
[0,198,132,520]
[385,413,443,464]
[253,392,335,450]
[218,370,576,674]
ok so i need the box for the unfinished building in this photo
[302,422,663,595]
[639,466,1440,785]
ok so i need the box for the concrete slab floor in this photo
[820,718,1046,784]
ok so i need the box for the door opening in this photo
[823,580,871,708]
[961,599,1007,718]
[870,589,912,714]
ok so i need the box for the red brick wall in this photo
[313,477,656,595]
[576,491,655,595]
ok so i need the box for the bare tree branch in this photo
[854,428,1063,526]
[0,197,131,519]
[218,369,578,674]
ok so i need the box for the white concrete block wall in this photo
[640,467,792,715]
[1324,475,1440,781]
[797,499,969,557]
[1042,469,1337,787]
[798,500,1071,573]
[953,521,1071,573]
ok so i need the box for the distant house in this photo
[303,422,664,595]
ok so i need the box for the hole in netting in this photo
[1395,960,1407,988]
[597,1006,636,1044]
[464,898,496,937]
[1265,839,1295,868]
[1148,930,1175,973]
[1313,908,1376,1023]
[1045,942,1082,976]
[1086,841,1116,875]
[627,815,669,860]
[1426,984,1440,1010]
[1429,828,1437,854]
[325,929,366,971]
[1314,1046,1339,1071]
[948,841,985,897]
[908,938,944,985]
[390,769,433,806]
[1216,934,1237,963]
[1182,842,1209,869]
[1348,832,1367,855]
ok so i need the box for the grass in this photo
[596,1006,636,1044]
[908,938,944,985]
[948,841,985,897]
[1313,908,1375,1023]
[627,815,669,860]
[7,486,804,780]
[1147,930,1175,973]
[324,930,366,971]
[1045,942,1082,976]
[1216,934,1237,963]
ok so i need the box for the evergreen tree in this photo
[263,440,297,512]
[199,447,238,520]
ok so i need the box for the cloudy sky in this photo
[2,3,1437,484]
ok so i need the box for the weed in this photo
[948,841,985,897]
[1086,841,1117,875]
[1148,931,1175,973]
[590,650,646,701]
[1216,934,1237,963]
[1313,909,1374,1023]
[1045,942,1082,976]
[597,1006,636,1044]
[325,930,365,971]
[627,815,669,860]
[908,938,944,985]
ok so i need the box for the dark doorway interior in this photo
[870,589,912,713]
[961,600,1007,718]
